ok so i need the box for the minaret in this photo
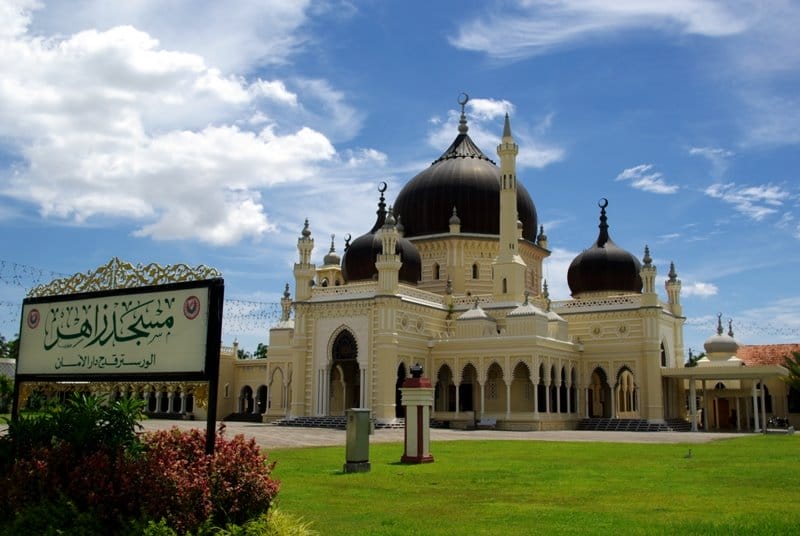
[665,261,682,316]
[376,206,402,294]
[492,113,527,302]
[641,245,658,306]
[293,218,315,301]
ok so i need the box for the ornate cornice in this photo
[28,257,221,297]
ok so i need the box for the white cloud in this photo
[449,1,750,59]
[689,146,734,178]
[25,0,312,73]
[682,281,719,298]
[704,182,790,220]
[0,2,379,246]
[542,247,577,300]
[426,99,564,170]
[615,164,679,194]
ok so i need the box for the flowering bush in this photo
[139,424,280,533]
[0,395,280,534]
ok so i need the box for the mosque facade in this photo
[250,106,698,430]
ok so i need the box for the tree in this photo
[0,334,19,360]
[254,343,268,359]
[782,351,800,391]
[685,350,705,368]
[0,374,12,414]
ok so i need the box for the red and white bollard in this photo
[400,363,434,464]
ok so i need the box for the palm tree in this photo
[782,351,800,391]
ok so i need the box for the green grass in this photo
[270,435,800,535]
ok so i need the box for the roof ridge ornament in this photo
[716,313,724,335]
[458,92,469,134]
[597,198,609,247]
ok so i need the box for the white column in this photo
[735,397,741,431]
[752,382,760,432]
[532,379,539,418]
[584,387,590,418]
[689,380,698,432]
[155,391,163,413]
[555,381,561,414]
[455,383,460,417]
[505,382,511,418]
[479,382,485,418]
[611,384,618,419]
[360,368,368,409]
[566,380,572,414]
[180,392,187,414]
[759,379,767,432]
[702,381,709,431]
[167,392,176,413]
[544,380,551,414]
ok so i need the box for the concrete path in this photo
[137,419,744,450]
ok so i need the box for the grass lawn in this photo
[270,435,800,535]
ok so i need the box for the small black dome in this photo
[393,116,537,241]
[341,190,422,284]
[567,200,642,296]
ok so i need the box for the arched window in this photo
[472,263,479,279]
[660,343,667,367]
[502,278,508,293]
[320,278,329,287]
[433,263,440,280]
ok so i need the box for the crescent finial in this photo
[378,181,387,193]
[598,198,608,209]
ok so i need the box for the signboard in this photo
[17,279,223,381]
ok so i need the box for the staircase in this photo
[576,418,691,432]
[272,416,406,430]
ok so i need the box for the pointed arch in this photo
[459,363,478,412]
[510,362,534,412]
[485,362,505,413]
[269,367,286,410]
[559,366,568,414]
[589,367,611,418]
[435,363,455,412]
[538,363,548,413]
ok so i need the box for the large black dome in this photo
[393,117,537,241]
[567,201,643,296]
[341,190,422,284]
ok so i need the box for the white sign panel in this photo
[18,286,210,375]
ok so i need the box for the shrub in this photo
[139,424,281,533]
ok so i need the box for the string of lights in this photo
[0,260,282,339]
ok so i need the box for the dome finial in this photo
[716,313,724,335]
[728,318,734,337]
[458,92,470,134]
[668,261,678,282]
[597,198,609,247]
[643,245,652,266]
[301,218,311,237]
[503,112,512,138]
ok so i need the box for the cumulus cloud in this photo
[0,2,376,246]
[449,0,750,59]
[704,182,790,220]
[615,164,679,194]
[542,247,577,300]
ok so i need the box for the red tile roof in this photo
[737,344,800,366]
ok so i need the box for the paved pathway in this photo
[137,419,744,450]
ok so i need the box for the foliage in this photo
[140,424,280,532]
[0,496,105,536]
[0,334,18,360]
[0,374,12,413]
[782,351,800,391]
[685,351,705,367]
[0,397,281,535]
[254,342,269,359]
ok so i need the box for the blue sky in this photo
[1,0,798,357]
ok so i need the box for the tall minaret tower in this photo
[492,113,527,302]
[293,219,315,301]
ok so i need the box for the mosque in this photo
[230,101,792,431]
[14,100,795,432]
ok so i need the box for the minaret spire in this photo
[493,112,527,302]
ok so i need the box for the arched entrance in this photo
[435,364,456,412]
[616,368,637,417]
[459,364,477,412]
[329,330,360,416]
[510,362,533,413]
[588,367,611,418]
